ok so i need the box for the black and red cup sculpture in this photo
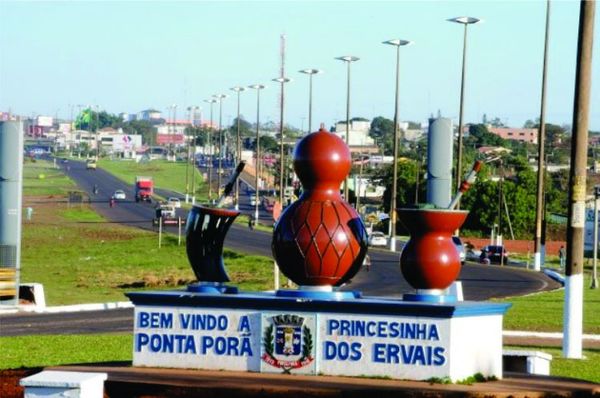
[272,127,368,288]
[397,208,468,300]
[185,205,240,292]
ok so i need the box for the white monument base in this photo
[20,370,107,398]
[128,291,510,382]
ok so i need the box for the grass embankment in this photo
[497,273,600,334]
[97,159,204,199]
[22,159,76,196]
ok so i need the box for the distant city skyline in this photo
[1,1,598,131]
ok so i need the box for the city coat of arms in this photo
[261,314,314,374]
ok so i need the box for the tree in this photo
[466,124,505,147]
[260,136,279,153]
[229,117,253,137]
[369,116,395,155]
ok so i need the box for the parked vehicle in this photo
[480,245,509,264]
[113,190,126,200]
[135,176,154,202]
[452,236,466,265]
[368,231,388,247]
[167,197,181,208]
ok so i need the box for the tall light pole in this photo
[204,99,217,201]
[564,0,595,359]
[249,84,266,222]
[230,87,246,211]
[213,94,228,195]
[188,105,200,204]
[383,39,412,251]
[449,16,481,208]
[272,77,292,209]
[534,1,551,272]
[298,69,323,134]
[335,55,359,202]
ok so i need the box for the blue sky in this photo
[1,0,598,130]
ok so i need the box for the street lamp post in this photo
[230,87,246,211]
[298,69,323,134]
[248,84,266,222]
[185,106,198,203]
[188,106,200,204]
[448,16,481,208]
[534,0,551,272]
[213,94,228,195]
[335,56,359,202]
[383,39,412,252]
[203,99,217,202]
[272,77,292,209]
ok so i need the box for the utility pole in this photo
[534,0,551,272]
[563,0,595,360]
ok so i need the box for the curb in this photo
[504,330,600,341]
[0,301,133,315]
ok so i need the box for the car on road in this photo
[157,204,176,219]
[167,197,181,208]
[480,245,509,264]
[86,159,97,170]
[452,236,466,265]
[368,231,388,247]
[113,190,126,200]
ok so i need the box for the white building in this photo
[138,109,162,121]
[333,120,375,152]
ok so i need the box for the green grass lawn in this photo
[505,345,600,384]
[97,159,204,197]
[495,274,600,334]
[21,206,280,305]
[22,159,76,196]
[0,334,132,369]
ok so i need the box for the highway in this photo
[0,158,560,336]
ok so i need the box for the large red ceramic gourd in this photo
[272,127,367,286]
[397,208,468,290]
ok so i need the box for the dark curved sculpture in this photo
[186,205,240,283]
[397,208,468,290]
[272,127,367,286]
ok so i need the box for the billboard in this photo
[36,116,53,127]
[113,134,142,152]
[157,134,185,145]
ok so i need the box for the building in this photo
[488,127,538,144]
[138,109,162,121]
[333,120,376,153]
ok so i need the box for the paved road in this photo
[0,157,560,336]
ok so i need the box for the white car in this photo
[368,231,388,247]
[167,197,181,208]
[113,190,126,200]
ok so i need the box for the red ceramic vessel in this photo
[272,127,368,286]
[397,208,468,290]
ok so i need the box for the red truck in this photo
[135,176,154,202]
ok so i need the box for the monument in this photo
[127,127,510,381]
